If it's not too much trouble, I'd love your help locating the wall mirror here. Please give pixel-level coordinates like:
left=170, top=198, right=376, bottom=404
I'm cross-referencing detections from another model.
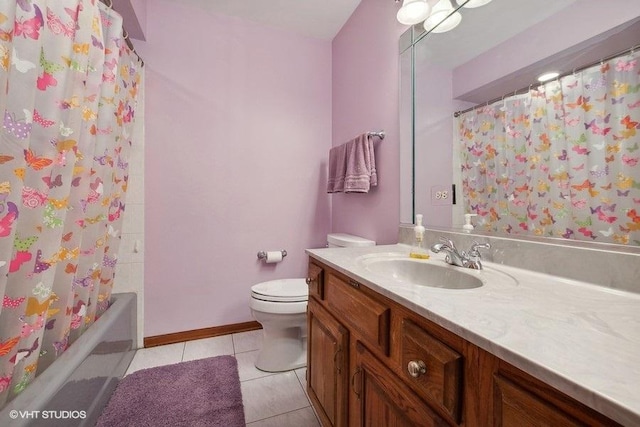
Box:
left=400, top=0, right=640, bottom=248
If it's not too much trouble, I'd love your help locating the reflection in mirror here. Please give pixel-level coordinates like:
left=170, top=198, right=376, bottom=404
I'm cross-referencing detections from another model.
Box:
left=399, top=0, right=640, bottom=248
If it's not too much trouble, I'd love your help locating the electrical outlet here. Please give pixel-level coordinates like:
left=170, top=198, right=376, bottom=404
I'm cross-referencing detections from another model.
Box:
left=431, top=186, right=452, bottom=205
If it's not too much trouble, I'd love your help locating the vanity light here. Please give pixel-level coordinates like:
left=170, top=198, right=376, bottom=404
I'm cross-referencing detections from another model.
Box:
left=424, top=0, right=462, bottom=33
left=456, top=0, right=493, bottom=7
left=537, top=71, right=560, bottom=82
left=397, top=0, right=431, bottom=25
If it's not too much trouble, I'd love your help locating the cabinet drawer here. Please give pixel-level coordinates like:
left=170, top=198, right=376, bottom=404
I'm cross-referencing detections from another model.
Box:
left=307, top=262, right=324, bottom=300
left=325, top=273, right=390, bottom=356
left=401, top=319, right=463, bottom=422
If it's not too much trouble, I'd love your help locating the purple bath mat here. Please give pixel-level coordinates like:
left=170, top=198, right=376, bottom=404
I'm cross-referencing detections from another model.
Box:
left=96, top=355, right=245, bottom=427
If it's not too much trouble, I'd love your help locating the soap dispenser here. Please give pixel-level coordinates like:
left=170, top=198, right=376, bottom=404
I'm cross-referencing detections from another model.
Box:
left=463, top=213, right=477, bottom=232
left=409, top=214, right=430, bottom=259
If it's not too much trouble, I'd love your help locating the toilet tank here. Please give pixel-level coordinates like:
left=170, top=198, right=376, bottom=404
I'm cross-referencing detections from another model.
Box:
left=327, top=233, right=376, bottom=248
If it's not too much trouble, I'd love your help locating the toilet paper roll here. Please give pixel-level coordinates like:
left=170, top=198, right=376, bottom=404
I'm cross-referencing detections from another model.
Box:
left=265, top=251, right=283, bottom=264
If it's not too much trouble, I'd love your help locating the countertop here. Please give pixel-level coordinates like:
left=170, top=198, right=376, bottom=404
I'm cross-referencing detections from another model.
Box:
left=306, top=244, right=640, bottom=427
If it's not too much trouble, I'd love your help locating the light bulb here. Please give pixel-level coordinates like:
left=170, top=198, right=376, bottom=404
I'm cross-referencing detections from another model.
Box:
left=423, top=0, right=462, bottom=33
left=397, top=0, right=431, bottom=25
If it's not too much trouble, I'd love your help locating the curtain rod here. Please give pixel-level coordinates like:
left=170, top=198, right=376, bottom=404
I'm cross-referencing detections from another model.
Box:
left=99, top=0, right=144, bottom=66
left=453, top=43, right=640, bottom=118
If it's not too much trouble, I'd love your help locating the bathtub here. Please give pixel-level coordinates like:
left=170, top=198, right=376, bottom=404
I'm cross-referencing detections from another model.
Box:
left=0, top=292, right=137, bottom=427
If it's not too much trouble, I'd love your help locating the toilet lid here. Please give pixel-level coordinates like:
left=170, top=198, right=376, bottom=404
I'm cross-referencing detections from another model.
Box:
left=251, top=279, right=308, bottom=302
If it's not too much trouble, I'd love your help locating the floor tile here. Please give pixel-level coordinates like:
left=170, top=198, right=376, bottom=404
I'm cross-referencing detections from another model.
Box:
left=233, top=329, right=263, bottom=353
left=246, top=407, right=320, bottom=427
left=182, top=335, right=234, bottom=362
left=125, top=342, right=185, bottom=375
left=241, top=371, right=310, bottom=423
left=235, top=350, right=277, bottom=382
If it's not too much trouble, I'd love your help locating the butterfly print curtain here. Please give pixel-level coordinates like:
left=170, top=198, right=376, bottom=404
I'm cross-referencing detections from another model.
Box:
left=0, top=0, right=141, bottom=406
left=457, top=50, right=640, bottom=246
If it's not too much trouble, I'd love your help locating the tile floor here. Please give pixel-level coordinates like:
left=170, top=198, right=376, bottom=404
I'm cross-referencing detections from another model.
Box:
left=125, top=330, right=320, bottom=426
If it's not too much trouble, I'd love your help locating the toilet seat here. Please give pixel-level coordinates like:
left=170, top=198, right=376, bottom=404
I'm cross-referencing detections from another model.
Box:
left=251, top=279, right=308, bottom=303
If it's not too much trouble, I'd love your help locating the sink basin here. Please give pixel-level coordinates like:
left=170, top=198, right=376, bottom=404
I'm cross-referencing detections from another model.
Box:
left=357, top=254, right=483, bottom=290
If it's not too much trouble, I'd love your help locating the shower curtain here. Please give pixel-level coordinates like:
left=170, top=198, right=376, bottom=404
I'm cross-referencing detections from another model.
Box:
left=457, top=49, right=640, bottom=246
left=0, top=0, right=141, bottom=405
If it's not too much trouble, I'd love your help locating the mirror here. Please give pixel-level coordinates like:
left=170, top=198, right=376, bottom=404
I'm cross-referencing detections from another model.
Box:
left=400, top=0, right=640, bottom=247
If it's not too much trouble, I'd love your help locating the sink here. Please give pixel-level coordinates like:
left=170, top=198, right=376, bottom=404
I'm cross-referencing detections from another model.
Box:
left=357, top=253, right=483, bottom=290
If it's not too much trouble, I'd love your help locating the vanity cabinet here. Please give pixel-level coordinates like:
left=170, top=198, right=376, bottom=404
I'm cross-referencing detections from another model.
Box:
left=307, top=258, right=623, bottom=427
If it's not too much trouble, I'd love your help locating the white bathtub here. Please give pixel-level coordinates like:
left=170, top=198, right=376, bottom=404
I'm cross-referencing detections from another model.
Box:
left=0, top=293, right=137, bottom=427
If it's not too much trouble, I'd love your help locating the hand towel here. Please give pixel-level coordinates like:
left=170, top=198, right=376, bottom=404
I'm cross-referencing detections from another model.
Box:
left=327, top=143, right=347, bottom=193
left=344, top=133, right=377, bottom=193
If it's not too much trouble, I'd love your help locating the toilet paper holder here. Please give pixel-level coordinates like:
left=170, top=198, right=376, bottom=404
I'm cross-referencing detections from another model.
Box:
left=257, top=250, right=287, bottom=260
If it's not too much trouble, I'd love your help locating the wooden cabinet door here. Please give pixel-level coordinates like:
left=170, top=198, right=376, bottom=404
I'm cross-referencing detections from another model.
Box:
left=307, top=298, right=349, bottom=427
left=353, top=342, right=448, bottom=427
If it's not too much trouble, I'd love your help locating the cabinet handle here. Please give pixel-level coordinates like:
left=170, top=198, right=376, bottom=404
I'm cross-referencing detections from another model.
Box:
left=305, top=277, right=313, bottom=285
left=349, top=279, right=360, bottom=289
left=351, top=367, right=362, bottom=400
left=407, top=360, right=427, bottom=378
left=334, top=348, right=342, bottom=375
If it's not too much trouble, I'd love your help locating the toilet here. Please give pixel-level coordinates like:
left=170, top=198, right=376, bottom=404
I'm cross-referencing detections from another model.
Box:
left=250, top=233, right=375, bottom=372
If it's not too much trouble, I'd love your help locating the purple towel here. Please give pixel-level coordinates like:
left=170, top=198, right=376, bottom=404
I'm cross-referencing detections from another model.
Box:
left=327, top=143, right=347, bottom=193
left=327, top=133, right=377, bottom=193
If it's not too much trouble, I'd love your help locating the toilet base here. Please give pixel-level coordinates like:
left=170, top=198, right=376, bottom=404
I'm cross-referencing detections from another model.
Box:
left=254, top=327, right=307, bottom=372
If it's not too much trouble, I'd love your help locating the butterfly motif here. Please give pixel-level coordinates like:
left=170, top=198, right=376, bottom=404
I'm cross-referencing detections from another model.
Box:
left=611, top=96, right=624, bottom=104
left=73, top=43, right=89, bottom=54
left=33, top=249, right=51, bottom=274
left=53, top=335, right=69, bottom=356
left=25, top=293, right=58, bottom=317
left=0, top=202, right=19, bottom=237
left=628, top=100, right=640, bottom=109
left=0, top=155, right=15, bottom=164
left=3, top=295, right=26, bottom=309
left=9, top=250, right=32, bottom=273
left=589, top=165, right=609, bottom=178
left=577, top=227, right=597, bottom=239
left=20, top=314, right=44, bottom=338
left=622, top=154, right=639, bottom=166
left=14, top=235, right=38, bottom=251
left=584, top=119, right=611, bottom=136
left=0, top=376, right=11, bottom=393
left=11, top=47, right=35, bottom=73
left=10, top=338, right=39, bottom=365
left=46, top=7, right=75, bottom=37
left=37, top=71, right=57, bottom=90
left=65, top=263, right=77, bottom=274
left=621, top=115, right=639, bottom=130
left=14, top=4, right=43, bottom=40
left=32, top=282, right=51, bottom=299
left=33, top=109, right=55, bottom=127
left=43, top=204, right=63, bottom=228
left=615, top=58, right=637, bottom=72
left=24, top=148, right=53, bottom=170
left=102, top=254, right=117, bottom=268
left=42, top=174, right=63, bottom=188
left=22, top=186, right=47, bottom=208
left=0, top=336, right=21, bottom=356
left=91, top=35, right=103, bottom=49
left=45, top=318, right=56, bottom=330
left=4, top=110, right=32, bottom=139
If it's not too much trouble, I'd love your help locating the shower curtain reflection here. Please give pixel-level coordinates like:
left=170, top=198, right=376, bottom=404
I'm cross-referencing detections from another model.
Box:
left=457, top=49, right=640, bottom=246
left=0, top=0, right=141, bottom=407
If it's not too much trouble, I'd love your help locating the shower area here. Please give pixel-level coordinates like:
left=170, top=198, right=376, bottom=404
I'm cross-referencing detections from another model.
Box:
left=0, top=0, right=143, bottom=423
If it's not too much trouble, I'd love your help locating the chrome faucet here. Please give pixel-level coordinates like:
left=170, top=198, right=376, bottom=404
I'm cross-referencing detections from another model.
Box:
left=430, top=237, right=491, bottom=270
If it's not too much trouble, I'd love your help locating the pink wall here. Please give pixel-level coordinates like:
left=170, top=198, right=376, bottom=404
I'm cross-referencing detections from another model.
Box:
left=453, top=0, right=640, bottom=99
left=136, top=1, right=332, bottom=337
left=331, top=1, right=407, bottom=245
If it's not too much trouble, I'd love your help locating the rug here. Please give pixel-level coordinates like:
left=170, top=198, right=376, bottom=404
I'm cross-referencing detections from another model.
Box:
left=95, top=355, right=245, bottom=427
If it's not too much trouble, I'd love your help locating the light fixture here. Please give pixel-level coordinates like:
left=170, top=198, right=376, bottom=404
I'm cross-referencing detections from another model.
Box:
left=456, top=0, right=493, bottom=7
left=423, top=0, right=462, bottom=33
left=397, top=0, right=431, bottom=25
left=537, top=71, right=560, bottom=82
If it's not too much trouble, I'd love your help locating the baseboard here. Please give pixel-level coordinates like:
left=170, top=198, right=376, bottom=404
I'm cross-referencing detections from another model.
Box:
left=143, top=321, right=262, bottom=348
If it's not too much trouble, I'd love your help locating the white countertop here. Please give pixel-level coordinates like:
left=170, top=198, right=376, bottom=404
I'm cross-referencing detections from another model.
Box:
left=306, top=244, right=640, bottom=427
